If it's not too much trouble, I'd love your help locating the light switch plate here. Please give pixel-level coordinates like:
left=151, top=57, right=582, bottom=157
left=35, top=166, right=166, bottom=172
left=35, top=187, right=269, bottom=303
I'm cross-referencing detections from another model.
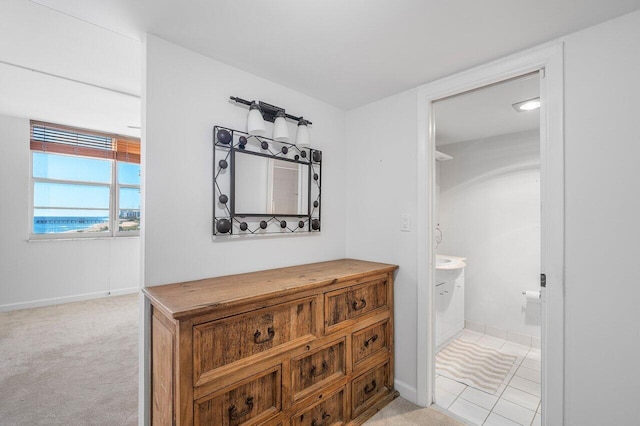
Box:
left=401, top=214, right=410, bottom=232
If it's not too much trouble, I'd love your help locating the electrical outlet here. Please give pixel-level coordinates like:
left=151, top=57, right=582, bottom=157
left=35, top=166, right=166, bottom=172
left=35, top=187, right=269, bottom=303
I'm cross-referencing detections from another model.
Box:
left=401, top=214, right=411, bottom=232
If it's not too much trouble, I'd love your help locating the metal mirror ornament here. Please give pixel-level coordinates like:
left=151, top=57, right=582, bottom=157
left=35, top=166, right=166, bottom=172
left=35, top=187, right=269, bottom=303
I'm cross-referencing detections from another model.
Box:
left=213, top=126, right=321, bottom=236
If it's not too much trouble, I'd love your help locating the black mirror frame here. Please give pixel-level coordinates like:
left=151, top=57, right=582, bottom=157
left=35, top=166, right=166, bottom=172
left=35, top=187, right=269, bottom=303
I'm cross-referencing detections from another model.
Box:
left=213, top=125, right=322, bottom=236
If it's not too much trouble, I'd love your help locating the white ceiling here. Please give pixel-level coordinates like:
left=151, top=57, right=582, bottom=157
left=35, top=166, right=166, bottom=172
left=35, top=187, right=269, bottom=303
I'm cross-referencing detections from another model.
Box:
left=435, top=72, right=540, bottom=146
left=30, top=0, right=640, bottom=110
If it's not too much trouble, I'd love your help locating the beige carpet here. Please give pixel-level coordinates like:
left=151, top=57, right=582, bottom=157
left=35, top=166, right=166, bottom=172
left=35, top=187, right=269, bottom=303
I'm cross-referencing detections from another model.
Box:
left=436, top=338, right=516, bottom=394
left=365, top=397, right=464, bottom=425
left=0, top=293, right=139, bottom=426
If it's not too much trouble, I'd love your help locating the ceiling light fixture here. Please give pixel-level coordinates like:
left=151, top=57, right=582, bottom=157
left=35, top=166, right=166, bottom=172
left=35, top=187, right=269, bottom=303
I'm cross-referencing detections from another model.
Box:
left=512, top=97, right=541, bottom=112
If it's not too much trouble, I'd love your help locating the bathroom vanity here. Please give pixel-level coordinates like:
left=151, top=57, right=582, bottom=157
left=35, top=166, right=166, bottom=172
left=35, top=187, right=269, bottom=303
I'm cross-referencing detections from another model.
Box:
left=435, top=255, right=466, bottom=349
left=144, top=259, right=398, bottom=425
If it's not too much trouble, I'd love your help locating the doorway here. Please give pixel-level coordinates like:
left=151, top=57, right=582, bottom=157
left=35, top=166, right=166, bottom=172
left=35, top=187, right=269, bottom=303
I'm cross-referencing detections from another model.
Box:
left=415, top=43, right=565, bottom=426
left=432, top=73, right=542, bottom=425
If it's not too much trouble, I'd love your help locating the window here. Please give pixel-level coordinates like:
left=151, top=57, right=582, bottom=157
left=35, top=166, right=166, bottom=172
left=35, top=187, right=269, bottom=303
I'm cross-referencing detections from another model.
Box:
left=30, top=121, right=141, bottom=238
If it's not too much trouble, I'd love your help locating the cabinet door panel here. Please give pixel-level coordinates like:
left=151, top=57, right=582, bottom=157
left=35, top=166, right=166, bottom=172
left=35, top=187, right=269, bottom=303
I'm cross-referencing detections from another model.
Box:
left=351, top=361, right=391, bottom=418
left=454, top=271, right=465, bottom=332
left=291, top=339, right=346, bottom=401
left=352, top=320, right=389, bottom=367
left=290, top=387, right=346, bottom=426
left=442, top=280, right=455, bottom=340
left=193, top=298, right=314, bottom=383
left=436, top=283, right=445, bottom=347
left=325, top=278, right=388, bottom=329
left=195, top=366, right=281, bottom=426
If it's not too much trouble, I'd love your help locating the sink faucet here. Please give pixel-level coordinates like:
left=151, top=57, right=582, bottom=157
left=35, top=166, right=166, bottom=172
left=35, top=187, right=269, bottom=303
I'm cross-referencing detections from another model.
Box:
left=435, top=223, right=442, bottom=249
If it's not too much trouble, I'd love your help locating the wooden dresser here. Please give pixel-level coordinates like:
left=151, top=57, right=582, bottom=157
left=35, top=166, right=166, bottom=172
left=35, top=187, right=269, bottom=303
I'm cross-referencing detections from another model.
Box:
left=143, top=259, right=399, bottom=426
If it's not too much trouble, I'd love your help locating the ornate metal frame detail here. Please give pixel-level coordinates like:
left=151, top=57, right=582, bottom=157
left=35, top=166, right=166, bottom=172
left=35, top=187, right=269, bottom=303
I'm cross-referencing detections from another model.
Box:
left=213, top=125, right=322, bottom=236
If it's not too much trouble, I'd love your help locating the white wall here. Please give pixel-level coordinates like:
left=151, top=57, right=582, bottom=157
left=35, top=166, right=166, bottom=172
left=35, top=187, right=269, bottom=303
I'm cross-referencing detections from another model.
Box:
left=346, top=9, right=640, bottom=423
left=0, top=0, right=142, bottom=310
left=438, top=131, right=540, bottom=338
left=143, top=35, right=347, bottom=286
left=346, top=88, right=419, bottom=399
left=562, top=11, right=640, bottom=425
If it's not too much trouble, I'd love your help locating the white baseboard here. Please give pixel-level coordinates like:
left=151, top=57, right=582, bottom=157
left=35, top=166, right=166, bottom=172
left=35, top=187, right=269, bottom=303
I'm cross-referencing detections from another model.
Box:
left=0, top=287, right=139, bottom=312
left=394, top=379, right=417, bottom=404
left=464, top=320, right=539, bottom=346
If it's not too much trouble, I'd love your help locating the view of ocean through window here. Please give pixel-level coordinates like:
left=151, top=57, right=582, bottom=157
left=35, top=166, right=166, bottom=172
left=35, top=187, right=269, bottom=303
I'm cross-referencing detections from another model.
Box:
left=33, top=216, right=110, bottom=234
left=32, top=153, right=140, bottom=235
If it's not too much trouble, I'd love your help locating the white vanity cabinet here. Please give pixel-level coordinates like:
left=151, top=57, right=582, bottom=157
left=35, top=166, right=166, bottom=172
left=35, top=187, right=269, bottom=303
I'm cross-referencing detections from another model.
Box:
left=454, top=269, right=465, bottom=333
left=436, top=268, right=465, bottom=349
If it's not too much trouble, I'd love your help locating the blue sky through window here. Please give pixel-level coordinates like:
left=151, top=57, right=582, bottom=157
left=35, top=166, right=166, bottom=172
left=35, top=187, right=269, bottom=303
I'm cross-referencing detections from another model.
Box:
left=33, top=152, right=111, bottom=182
left=33, top=153, right=140, bottom=218
left=118, top=162, right=141, bottom=185
left=120, top=187, right=140, bottom=210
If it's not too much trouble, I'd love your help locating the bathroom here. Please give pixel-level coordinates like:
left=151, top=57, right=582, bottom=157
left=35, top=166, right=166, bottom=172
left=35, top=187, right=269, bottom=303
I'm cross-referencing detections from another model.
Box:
left=433, top=74, right=543, bottom=426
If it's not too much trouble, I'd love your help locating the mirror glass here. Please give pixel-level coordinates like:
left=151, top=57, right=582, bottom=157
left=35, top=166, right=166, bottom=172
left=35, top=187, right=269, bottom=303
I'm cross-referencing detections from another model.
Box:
left=234, top=152, right=309, bottom=215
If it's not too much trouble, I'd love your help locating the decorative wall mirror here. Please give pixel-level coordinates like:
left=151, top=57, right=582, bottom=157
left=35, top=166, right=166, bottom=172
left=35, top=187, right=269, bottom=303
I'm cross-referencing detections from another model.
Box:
left=213, top=126, right=321, bottom=236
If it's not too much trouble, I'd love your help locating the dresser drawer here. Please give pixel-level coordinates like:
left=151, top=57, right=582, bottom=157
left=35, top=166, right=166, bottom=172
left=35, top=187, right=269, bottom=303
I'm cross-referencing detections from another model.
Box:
left=351, top=361, right=391, bottom=418
left=291, top=387, right=346, bottom=426
left=325, top=278, right=388, bottom=329
left=291, top=339, right=346, bottom=402
left=352, top=319, right=389, bottom=367
left=194, top=365, right=281, bottom=426
left=193, top=298, right=314, bottom=384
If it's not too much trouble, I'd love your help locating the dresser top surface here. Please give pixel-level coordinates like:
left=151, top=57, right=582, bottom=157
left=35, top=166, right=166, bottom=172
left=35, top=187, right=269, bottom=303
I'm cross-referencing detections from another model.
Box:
left=143, top=258, right=398, bottom=320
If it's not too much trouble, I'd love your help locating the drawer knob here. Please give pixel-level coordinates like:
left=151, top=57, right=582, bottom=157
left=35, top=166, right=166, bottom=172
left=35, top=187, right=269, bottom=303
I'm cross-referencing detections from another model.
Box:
left=253, top=327, right=275, bottom=344
left=364, top=379, right=377, bottom=394
left=351, top=297, right=367, bottom=311
left=228, top=396, right=254, bottom=420
left=311, top=412, right=331, bottom=426
left=364, top=334, right=379, bottom=348
left=310, top=360, right=329, bottom=377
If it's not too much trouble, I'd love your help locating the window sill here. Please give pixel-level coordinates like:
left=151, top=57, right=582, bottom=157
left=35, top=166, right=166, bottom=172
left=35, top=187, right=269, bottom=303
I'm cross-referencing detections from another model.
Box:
left=28, top=235, right=140, bottom=242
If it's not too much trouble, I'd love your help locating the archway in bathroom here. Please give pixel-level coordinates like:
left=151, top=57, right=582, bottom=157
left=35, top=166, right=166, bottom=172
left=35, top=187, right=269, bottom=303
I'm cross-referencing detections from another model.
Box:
left=433, top=73, right=542, bottom=426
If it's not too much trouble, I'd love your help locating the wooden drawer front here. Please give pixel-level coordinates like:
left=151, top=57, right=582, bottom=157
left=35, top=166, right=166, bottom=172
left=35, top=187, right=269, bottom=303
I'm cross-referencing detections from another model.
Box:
left=351, top=361, right=390, bottom=418
left=194, top=299, right=314, bottom=382
left=195, top=366, right=281, bottom=426
left=352, top=320, right=389, bottom=367
left=291, top=387, right=345, bottom=426
left=291, top=340, right=346, bottom=401
left=325, top=279, right=387, bottom=328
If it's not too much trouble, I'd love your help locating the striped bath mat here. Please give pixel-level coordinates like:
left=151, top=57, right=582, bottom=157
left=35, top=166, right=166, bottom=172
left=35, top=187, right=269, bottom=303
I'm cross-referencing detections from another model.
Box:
left=436, top=338, right=516, bottom=394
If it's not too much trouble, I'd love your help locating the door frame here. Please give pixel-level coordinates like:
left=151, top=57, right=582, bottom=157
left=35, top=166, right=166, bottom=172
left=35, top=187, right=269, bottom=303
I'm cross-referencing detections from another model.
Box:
left=415, top=41, right=564, bottom=425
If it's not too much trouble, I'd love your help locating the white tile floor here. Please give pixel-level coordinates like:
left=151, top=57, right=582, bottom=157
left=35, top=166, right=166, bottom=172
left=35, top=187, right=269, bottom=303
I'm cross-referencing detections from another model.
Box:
left=435, top=329, right=542, bottom=426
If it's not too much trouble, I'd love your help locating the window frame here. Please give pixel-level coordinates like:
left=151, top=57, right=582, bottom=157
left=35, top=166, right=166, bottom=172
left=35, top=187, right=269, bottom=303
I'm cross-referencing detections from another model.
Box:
left=29, top=122, right=140, bottom=240
left=114, top=161, right=141, bottom=237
